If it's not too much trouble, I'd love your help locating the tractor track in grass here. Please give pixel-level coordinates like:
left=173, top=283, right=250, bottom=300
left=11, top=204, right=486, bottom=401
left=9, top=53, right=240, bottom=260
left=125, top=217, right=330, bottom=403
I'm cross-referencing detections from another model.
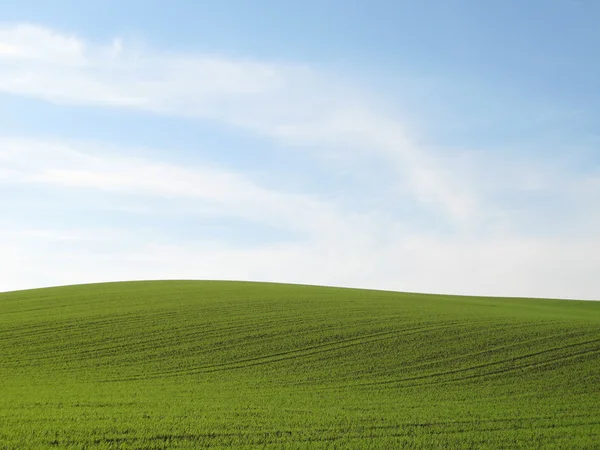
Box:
left=298, top=324, right=587, bottom=387
left=1, top=316, right=308, bottom=360
left=369, top=326, right=594, bottom=375
left=108, top=321, right=495, bottom=381
left=102, top=320, right=551, bottom=382
left=347, top=338, right=600, bottom=389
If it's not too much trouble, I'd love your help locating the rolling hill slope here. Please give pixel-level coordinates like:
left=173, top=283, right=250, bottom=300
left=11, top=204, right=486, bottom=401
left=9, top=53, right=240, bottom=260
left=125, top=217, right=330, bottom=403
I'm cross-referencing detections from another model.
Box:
left=1, top=281, right=599, bottom=448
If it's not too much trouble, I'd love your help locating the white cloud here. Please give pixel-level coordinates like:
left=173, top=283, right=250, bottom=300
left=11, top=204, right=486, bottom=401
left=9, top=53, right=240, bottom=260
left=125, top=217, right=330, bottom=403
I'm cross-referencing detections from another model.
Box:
left=0, top=23, right=476, bottom=226
left=0, top=137, right=363, bottom=239
left=0, top=24, right=84, bottom=63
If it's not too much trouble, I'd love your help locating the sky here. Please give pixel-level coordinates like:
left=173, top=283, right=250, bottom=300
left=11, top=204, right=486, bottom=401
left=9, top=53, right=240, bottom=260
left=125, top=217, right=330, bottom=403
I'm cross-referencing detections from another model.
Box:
left=1, top=0, right=599, bottom=299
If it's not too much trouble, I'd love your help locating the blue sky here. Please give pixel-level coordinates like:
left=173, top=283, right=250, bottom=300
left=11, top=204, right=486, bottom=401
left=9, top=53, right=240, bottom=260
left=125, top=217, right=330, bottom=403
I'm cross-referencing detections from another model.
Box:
left=1, top=0, right=599, bottom=299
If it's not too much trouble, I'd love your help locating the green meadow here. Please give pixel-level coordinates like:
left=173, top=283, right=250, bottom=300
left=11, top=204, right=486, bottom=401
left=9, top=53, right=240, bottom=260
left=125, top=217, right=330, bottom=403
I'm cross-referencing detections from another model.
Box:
left=1, top=281, right=599, bottom=449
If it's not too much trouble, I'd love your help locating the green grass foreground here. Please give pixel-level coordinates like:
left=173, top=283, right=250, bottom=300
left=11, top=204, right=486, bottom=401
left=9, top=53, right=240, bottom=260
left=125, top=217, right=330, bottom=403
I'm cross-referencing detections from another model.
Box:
left=1, top=281, right=599, bottom=449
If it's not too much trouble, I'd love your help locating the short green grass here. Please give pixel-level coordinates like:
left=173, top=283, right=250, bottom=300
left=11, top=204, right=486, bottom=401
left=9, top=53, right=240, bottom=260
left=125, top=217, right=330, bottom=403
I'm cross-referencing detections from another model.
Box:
left=1, top=280, right=599, bottom=449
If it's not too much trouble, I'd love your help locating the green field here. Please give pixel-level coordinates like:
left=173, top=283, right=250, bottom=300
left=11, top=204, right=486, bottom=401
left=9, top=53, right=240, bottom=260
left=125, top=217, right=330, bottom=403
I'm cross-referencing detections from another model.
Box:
left=1, top=281, right=599, bottom=449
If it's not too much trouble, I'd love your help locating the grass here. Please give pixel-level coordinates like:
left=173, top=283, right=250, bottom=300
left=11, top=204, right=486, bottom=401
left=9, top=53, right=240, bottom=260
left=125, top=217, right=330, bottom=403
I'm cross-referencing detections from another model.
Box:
left=1, top=280, right=599, bottom=449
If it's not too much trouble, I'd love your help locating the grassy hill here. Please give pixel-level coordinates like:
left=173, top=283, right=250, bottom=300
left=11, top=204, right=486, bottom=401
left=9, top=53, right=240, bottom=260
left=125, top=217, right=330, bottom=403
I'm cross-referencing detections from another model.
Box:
left=1, top=281, right=599, bottom=449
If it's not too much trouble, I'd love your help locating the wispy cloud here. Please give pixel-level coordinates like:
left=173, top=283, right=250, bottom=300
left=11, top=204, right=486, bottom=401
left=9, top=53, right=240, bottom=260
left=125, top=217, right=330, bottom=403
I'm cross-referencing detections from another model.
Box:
left=0, top=24, right=477, bottom=226
left=0, top=137, right=363, bottom=239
